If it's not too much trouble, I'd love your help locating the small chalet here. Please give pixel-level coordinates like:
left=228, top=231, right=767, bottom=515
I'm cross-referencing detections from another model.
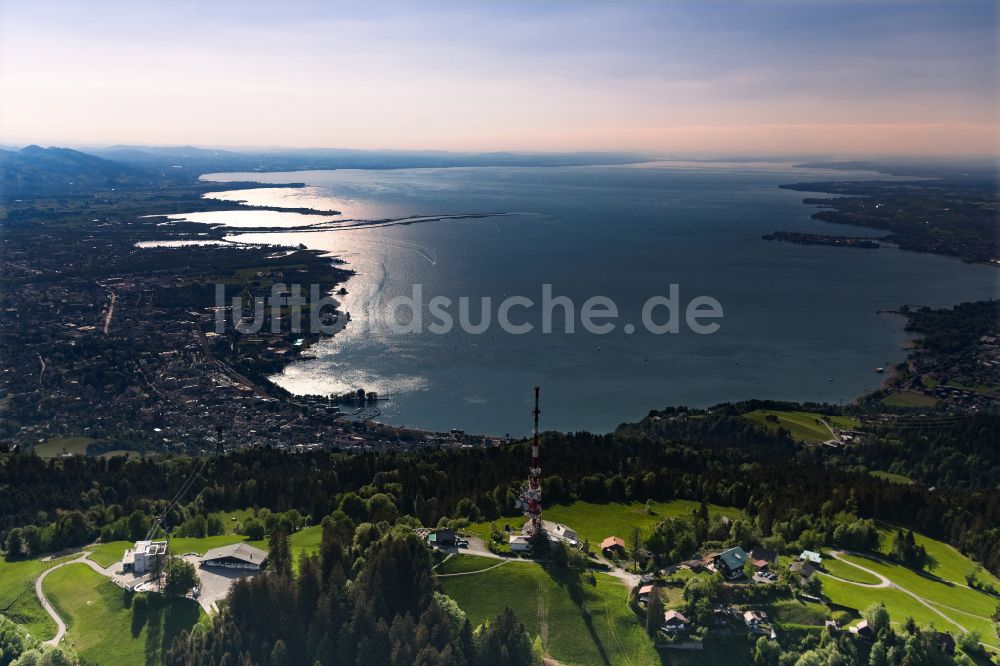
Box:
left=662, top=610, right=689, bottom=634
left=509, top=535, right=532, bottom=553
left=600, top=536, right=626, bottom=556
left=743, top=610, right=767, bottom=633
left=751, top=558, right=770, bottom=573
left=637, top=584, right=655, bottom=604
left=799, top=550, right=823, bottom=565
left=850, top=620, right=875, bottom=641
left=713, top=546, right=749, bottom=579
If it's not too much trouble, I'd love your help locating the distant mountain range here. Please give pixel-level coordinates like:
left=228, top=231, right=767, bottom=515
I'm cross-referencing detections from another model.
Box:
left=0, top=144, right=648, bottom=198
left=0, top=145, right=161, bottom=197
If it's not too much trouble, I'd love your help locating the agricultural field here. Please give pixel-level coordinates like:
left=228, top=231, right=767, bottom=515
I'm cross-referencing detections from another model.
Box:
left=44, top=563, right=203, bottom=665
left=32, top=436, right=95, bottom=458
left=742, top=410, right=859, bottom=443
left=440, top=560, right=661, bottom=666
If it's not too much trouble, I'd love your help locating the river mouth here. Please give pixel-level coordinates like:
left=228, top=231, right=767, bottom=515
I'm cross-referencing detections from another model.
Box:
left=146, top=162, right=999, bottom=435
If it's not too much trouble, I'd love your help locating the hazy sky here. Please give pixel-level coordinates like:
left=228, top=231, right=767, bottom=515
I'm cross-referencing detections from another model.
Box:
left=1, top=0, right=997, bottom=155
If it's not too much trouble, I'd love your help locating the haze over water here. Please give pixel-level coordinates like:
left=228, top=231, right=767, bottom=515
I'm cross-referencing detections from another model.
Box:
left=189, top=162, right=998, bottom=435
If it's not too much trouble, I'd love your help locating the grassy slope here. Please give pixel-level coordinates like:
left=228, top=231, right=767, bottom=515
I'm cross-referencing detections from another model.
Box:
left=0, top=556, right=75, bottom=641
left=33, top=436, right=95, bottom=458
left=836, top=552, right=999, bottom=621
left=819, top=556, right=881, bottom=585
left=876, top=528, right=1000, bottom=590
left=44, top=563, right=203, bottom=665
left=881, top=391, right=937, bottom=408
left=436, top=554, right=502, bottom=575
left=468, top=499, right=742, bottom=548
left=440, top=561, right=660, bottom=666
left=742, top=410, right=858, bottom=443
left=869, top=471, right=914, bottom=485
left=821, top=576, right=965, bottom=635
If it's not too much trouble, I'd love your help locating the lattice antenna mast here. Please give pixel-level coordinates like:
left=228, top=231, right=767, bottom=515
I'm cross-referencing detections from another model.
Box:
left=525, top=386, right=543, bottom=536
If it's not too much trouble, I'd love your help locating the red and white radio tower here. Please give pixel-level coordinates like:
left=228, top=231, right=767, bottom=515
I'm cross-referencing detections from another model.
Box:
left=519, top=386, right=544, bottom=537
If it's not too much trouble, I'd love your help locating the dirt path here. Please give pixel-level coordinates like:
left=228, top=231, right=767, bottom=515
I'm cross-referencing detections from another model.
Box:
left=433, top=560, right=511, bottom=577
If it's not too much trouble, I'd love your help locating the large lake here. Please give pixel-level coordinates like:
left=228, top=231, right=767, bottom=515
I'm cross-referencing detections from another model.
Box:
left=179, top=162, right=997, bottom=434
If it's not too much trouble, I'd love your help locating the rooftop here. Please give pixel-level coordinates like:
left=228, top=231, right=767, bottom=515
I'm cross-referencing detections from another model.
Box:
left=201, top=542, right=269, bottom=565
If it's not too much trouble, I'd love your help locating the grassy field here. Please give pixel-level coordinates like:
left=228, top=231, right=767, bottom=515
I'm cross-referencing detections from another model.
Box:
left=881, top=391, right=937, bottom=408
left=944, top=380, right=998, bottom=395
left=0, top=555, right=76, bottom=641
left=436, top=554, right=504, bottom=575
left=467, top=499, right=742, bottom=549
left=836, top=552, right=999, bottom=621
left=33, top=436, right=95, bottom=458
left=742, top=410, right=859, bottom=443
left=820, top=548, right=1000, bottom=648
left=440, top=561, right=661, bottom=666
left=207, top=508, right=256, bottom=534
left=820, top=575, right=965, bottom=636
left=819, top=555, right=882, bottom=585
left=44, top=563, right=203, bottom=665
left=869, top=471, right=914, bottom=485
left=769, top=600, right=829, bottom=627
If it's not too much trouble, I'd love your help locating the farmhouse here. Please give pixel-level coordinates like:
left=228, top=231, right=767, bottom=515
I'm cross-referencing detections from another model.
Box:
left=122, top=540, right=167, bottom=575
left=713, top=546, right=749, bottom=579
left=200, top=543, right=269, bottom=570
left=661, top=610, right=689, bottom=634
left=600, top=536, right=626, bottom=556
left=637, top=584, right=655, bottom=604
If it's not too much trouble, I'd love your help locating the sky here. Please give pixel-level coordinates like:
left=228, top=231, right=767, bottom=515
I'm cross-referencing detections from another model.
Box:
left=0, top=0, right=997, bottom=156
